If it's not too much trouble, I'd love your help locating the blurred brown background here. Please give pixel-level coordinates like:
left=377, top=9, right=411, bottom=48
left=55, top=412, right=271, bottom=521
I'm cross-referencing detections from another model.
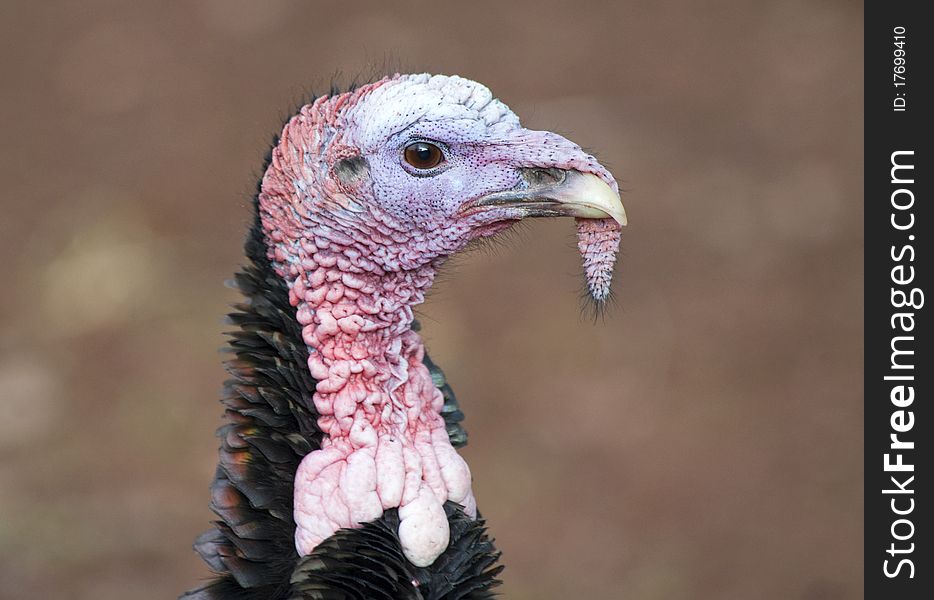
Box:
left=0, top=1, right=863, bottom=598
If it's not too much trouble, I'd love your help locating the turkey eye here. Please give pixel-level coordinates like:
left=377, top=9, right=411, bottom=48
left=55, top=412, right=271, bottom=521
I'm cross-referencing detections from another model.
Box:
left=403, top=141, right=444, bottom=170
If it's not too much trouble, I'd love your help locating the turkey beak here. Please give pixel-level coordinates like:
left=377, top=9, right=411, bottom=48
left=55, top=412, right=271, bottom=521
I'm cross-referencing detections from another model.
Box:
left=472, top=169, right=628, bottom=227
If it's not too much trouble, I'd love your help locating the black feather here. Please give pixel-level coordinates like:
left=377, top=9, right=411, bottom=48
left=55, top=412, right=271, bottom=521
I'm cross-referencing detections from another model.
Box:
left=289, top=504, right=502, bottom=600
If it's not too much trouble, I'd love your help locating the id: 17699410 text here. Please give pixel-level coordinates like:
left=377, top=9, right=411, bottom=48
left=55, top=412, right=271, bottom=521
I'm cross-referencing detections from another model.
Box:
left=892, top=26, right=907, bottom=111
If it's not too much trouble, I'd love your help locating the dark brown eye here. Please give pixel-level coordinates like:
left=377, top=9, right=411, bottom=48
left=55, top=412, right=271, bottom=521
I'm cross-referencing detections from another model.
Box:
left=403, top=141, right=444, bottom=170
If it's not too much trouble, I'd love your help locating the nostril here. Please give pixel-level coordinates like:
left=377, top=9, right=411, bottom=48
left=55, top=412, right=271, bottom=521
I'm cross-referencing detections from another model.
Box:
left=519, top=167, right=566, bottom=187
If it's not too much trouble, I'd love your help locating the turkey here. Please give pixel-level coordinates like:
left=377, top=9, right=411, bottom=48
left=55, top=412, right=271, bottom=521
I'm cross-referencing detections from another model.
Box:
left=184, top=73, right=626, bottom=599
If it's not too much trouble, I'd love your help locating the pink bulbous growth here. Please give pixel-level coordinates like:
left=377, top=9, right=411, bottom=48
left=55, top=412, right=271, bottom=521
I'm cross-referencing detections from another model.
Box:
left=267, top=207, right=478, bottom=568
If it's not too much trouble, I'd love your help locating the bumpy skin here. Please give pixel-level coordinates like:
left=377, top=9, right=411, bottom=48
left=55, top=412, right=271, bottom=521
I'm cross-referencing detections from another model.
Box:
left=182, top=215, right=498, bottom=599
left=260, top=93, right=478, bottom=566
left=186, top=73, right=621, bottom=597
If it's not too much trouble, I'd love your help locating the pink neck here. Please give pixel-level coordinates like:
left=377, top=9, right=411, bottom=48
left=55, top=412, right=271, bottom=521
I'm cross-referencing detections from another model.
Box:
left=291, top=261, right=437, bottom=441
left=267, top=225, right=476, bottom=567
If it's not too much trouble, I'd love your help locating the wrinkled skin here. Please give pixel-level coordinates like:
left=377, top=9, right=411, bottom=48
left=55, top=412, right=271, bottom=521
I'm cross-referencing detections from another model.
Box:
left=258, top=73, right=623, bottom=567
